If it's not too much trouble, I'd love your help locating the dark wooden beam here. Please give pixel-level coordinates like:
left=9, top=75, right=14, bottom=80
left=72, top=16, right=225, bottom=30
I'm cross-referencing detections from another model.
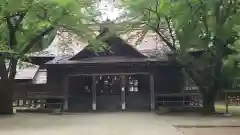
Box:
left=63, top=76, right=69, bottom=110
left=150, top=74, right=155, bottom=110
left=121, top=75, right=126, bottom=110
left=92, top=76, right=96, bottom=111
left=69, top=72, right=150, bottom=77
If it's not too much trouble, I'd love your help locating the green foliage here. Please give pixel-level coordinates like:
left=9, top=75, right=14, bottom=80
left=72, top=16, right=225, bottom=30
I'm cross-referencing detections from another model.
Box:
left=0, top=0, right=98, bottom=81
left=121, top=0, right=240, bottom=77
left=121, top=0, right=240, bottom=112
left=0, top=0, right=97, bottom=58
left=87, top=39, right=110, bottom=53
left=0, top=44, right=8, bottom=52
left=0, top=0, right=100, bottom=114
left=41, top=28, right=57, bottom=49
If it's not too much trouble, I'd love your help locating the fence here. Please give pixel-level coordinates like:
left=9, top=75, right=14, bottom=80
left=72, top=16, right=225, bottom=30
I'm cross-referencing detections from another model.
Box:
left=13, top=83, right=65, bottom=111
left=224, top=90, right=240, bottom=113
left=156, top=92, right=202, bottom=109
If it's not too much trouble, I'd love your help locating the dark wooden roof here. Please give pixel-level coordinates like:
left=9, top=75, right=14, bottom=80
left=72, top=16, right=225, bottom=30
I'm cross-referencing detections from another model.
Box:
left=23, top=56, right=55, bottom=66
left=46, top=56, right=165, bottom=65
left=45, top=29, right=172, bottom=67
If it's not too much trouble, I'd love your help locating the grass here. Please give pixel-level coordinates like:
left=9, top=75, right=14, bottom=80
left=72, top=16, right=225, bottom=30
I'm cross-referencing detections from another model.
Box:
left=215, top=104, right=240, bottom=116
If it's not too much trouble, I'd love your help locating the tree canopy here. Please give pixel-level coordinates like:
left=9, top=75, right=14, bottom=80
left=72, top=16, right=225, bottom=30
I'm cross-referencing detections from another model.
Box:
left=0, top=0, right=98, bottom=114
left=120, top=0, right=240, bottom=113
left=0, top=0, right=97, bottom=57
left=0, top=0, right=98, bottom=76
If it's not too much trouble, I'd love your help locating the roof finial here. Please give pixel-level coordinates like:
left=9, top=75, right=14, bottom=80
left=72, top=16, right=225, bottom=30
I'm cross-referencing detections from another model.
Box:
left=99, top=18, right=112, bottom=33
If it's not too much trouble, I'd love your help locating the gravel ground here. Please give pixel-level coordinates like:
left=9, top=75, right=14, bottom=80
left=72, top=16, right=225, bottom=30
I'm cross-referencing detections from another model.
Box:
left=157, top=113, right=240, bottom=126
left=1, top=112, right=240, bottom=135
left=158, top=113, right=240, bottom=135
left=178, top=128, right=240, bottom=135
left=0, top=112, right=182, bottom=135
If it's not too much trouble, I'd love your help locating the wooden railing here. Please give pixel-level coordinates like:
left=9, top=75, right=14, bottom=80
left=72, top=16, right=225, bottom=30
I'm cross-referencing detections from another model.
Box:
left=13, top=83, right=66, bottom=112
left=156, top=92, right=202, bottom=108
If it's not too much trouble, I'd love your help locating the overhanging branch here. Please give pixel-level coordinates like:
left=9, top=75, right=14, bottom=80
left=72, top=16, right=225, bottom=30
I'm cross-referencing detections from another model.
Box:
left=19, top=9, right=68, bottom=56
left=154, top=26, right=176, bottom=51
left=20, top=26, right=55, bottom=55
left=165, top=16, right=176, bottom=47
left=143, top=5, right=176, bottom=51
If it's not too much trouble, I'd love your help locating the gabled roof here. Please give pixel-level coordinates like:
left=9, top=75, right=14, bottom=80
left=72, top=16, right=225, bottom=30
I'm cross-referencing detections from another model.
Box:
left=27, top=27, right=170, bottom=59
left=70, top=34, right=146, bottom=60
left=28, top=26, right=172, bottom=66
left=44, top=29, right=171, bottom=65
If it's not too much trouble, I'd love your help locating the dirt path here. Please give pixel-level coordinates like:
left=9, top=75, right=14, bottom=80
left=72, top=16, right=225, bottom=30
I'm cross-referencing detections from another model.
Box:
left=156, top=114, right=240, bottom=135
left=1, top=112, right=240, bottom=135
left=0, top=112, right=182, bottom=135
left=179, top=128, right=240, bottom=135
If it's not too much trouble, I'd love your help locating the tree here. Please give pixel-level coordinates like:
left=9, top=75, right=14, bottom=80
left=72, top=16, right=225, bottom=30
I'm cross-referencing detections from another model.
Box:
left=120, top=0, right=240, bottom=114
left=0, top=0, right=97, bottom=114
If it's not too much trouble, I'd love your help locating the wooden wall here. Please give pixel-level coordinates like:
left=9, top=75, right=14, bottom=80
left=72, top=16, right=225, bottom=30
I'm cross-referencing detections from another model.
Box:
left=154, top=64, right=184, bottom=94
left=13, top=83, right=65, bottom=98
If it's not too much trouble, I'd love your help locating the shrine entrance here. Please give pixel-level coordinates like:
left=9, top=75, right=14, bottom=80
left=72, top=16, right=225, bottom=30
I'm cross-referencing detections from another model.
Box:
left=67, top=73, right=155, bottom=112
left=125, top=74, right=151, bottom=111
left=95, top=75, right=122, bottom=111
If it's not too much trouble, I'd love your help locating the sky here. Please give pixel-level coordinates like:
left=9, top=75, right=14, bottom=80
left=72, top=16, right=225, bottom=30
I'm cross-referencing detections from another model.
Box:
left=96, top=0, right=123, bottom=22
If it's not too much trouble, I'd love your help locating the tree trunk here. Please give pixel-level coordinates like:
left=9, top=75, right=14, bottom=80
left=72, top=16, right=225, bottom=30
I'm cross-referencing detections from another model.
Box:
left=0, top=58, right=15, bottom=115
left=0, top=79, right=13, bottom=114
left=202, top=91, right=216, bottom=114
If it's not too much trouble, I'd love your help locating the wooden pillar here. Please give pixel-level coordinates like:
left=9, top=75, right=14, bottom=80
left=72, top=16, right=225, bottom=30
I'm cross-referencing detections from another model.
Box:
left=92, top=76, right=97, bottom=111
left=121, top=75, right=126, bottom=110
left=225, top=91, right=228, bottom=113
left=150, top=74, right=155, bottom=111
left=63, top=76, right=69, bottom=110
